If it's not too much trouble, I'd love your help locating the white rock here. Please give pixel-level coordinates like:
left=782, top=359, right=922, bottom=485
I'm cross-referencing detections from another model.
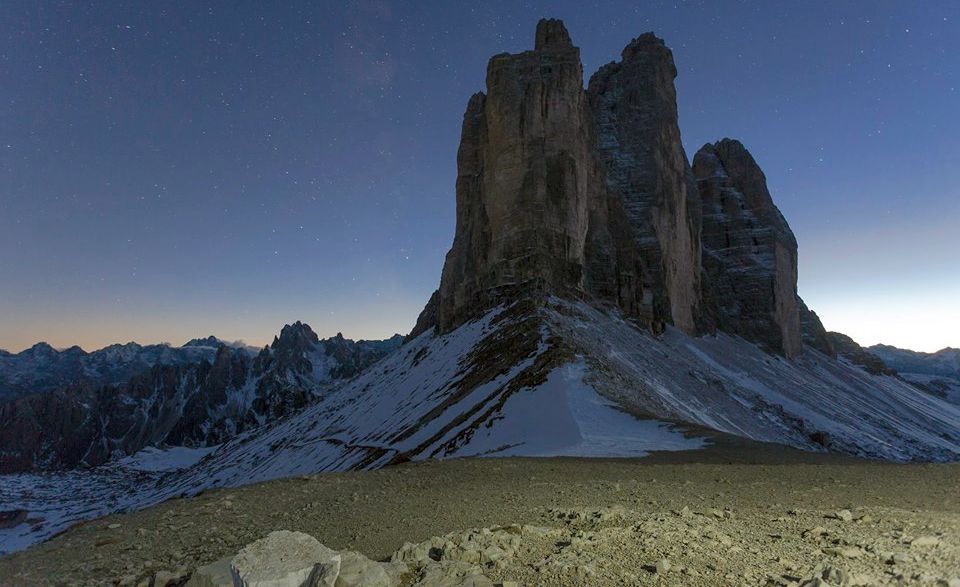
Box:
left=909, top=535, right=941, bottom=547
left=230, top=530, right=341, bottom=587
left=335, top=551, right=395, bottom=587
left=830, top=509, right=853, bottom=522
left=413, top=561, right=488, bottom=587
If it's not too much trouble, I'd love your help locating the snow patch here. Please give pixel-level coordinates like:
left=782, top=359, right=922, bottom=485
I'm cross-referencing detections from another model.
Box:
left=116, top=445, right=219, bottom=472
left=454, top=360, right=705, bottom=458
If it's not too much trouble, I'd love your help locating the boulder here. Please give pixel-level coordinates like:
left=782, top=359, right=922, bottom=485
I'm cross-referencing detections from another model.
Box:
left=185, top=555, right=234, bottom=587
left=335, top=550, right=401, bottom=587
left=230, top=531, right=341, bottom=587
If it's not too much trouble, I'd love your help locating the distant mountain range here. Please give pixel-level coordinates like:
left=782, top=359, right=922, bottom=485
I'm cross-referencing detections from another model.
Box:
left=868, top=345, right=960, bottom=404
left=0, top=339, right=229, bottom=401
left=0, top=325, right=402, bottom=473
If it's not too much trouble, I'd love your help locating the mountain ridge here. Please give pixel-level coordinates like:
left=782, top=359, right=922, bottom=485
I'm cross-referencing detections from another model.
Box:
left=0, top=325, right=403, bottom=473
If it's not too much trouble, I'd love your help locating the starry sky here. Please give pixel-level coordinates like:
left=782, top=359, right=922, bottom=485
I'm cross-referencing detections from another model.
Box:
left=1, top=1, right=957, bottom=353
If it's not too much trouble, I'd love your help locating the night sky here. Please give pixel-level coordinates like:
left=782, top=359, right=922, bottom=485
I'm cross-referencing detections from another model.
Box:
left=1, top=1, right=957, bottom=353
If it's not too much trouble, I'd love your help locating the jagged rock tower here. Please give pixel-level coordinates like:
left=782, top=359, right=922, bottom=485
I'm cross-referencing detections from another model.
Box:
left=414, top=20, right=683, bottom=337
left=587, top=33, right=703, bottom=334
left=693, top=139, right=802, bottom=357
left=413, top=19, right=831, bottom=359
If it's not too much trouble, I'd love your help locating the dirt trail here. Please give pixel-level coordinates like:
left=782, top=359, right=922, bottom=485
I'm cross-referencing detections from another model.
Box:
left=1, top=443, right=958, bottom=586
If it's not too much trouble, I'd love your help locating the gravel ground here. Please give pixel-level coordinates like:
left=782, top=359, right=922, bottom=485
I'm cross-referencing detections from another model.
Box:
left=0, top=439, right=958, bottom=586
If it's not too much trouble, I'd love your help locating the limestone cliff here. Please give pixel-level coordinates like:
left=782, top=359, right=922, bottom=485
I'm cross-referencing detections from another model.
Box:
left=587, top=33, right=702, bottom=334
left=429, top=19, right=653, bottom=333
left=693, top=139, right=802, bottom=357
left=415, top=19, right=833, bottom=362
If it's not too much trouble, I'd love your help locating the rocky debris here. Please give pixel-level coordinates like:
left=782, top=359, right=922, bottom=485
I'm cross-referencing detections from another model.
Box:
left=336, top=551, right=406, bottom=587
left=412, top=561, right=493, bottom=586
left=548, top=505, right=632, bottom=526
left=827, top=332, right=897, bottom=376
left=184, top=555, right=233, bottom=587
left=392, top=526, right=522, bottom=568
left=229, top=531, right=342, bottom=587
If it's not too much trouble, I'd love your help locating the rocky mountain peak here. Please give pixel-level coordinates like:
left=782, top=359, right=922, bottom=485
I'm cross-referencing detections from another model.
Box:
left=587, top=28, right=702, bottom=334
left=183, top=335, right=220, bottom=348
left=26, top=342, right=57, bottom=356
left=619, top=32, right=677, bottom=75
left=411, top=20, right=852, bottom=364
left=534, top=18, right=572, bottom=50
left=426, top=17, right=596, bottom=334
left=272, top=321, right=320, bottom=352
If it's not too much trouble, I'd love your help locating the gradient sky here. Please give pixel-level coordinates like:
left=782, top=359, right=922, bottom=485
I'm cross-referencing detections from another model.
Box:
left=1, top=1, right=957, bottom=353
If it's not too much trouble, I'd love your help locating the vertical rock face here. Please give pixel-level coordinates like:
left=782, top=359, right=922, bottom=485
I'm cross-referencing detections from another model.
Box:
left=587, top=33, right=702, bottom=334
left=433, top=19, right=631, bottom=332
left=693, top=139, right=802, bottom=358
left=417, top=19, right=830, bottom=363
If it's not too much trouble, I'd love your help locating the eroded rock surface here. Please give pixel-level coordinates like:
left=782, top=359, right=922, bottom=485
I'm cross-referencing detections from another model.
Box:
left=416, top=19, right=830, bottom=361
left=229, top=530, right=341, bottom=587
left=432, top=19, right=609, bottom=333
left=693, top=139, right=802, bottom=357
left=587, top=32, right=703, bottom=334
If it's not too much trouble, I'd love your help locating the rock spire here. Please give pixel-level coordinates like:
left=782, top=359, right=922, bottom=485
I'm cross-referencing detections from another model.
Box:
left=414, top=19, right=821, bottom=360
left=428, top=19, right=647, bottom=333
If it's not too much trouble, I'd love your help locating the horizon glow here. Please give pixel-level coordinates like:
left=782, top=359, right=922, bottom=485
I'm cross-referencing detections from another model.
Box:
left=1, top=2, right=957, bottom=354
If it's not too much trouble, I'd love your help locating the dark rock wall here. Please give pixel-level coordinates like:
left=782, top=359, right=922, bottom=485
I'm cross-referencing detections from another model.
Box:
left=587, top=33, right=703, bottom=334
left=693, top=139, right=802, bottom=358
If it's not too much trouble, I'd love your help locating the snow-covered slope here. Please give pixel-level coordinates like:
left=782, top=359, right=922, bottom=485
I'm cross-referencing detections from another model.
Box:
left=2, top=299, right=958, bottom=554
left=0, top=325, right=403, bottom=473
left=868, top=345, right=960, bottom=405
left=549, top=301, right=960, bottom=462
left=159, top=299, right=956, bottom=499
left=157, top=305, right=704, bottom=497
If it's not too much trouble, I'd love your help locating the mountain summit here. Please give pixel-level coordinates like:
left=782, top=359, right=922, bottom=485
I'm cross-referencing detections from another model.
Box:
left=415, top=20, right=825, bottom=359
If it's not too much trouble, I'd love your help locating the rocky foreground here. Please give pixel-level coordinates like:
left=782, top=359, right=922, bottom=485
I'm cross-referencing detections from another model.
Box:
left=1, top=444, right=958, bottom=586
